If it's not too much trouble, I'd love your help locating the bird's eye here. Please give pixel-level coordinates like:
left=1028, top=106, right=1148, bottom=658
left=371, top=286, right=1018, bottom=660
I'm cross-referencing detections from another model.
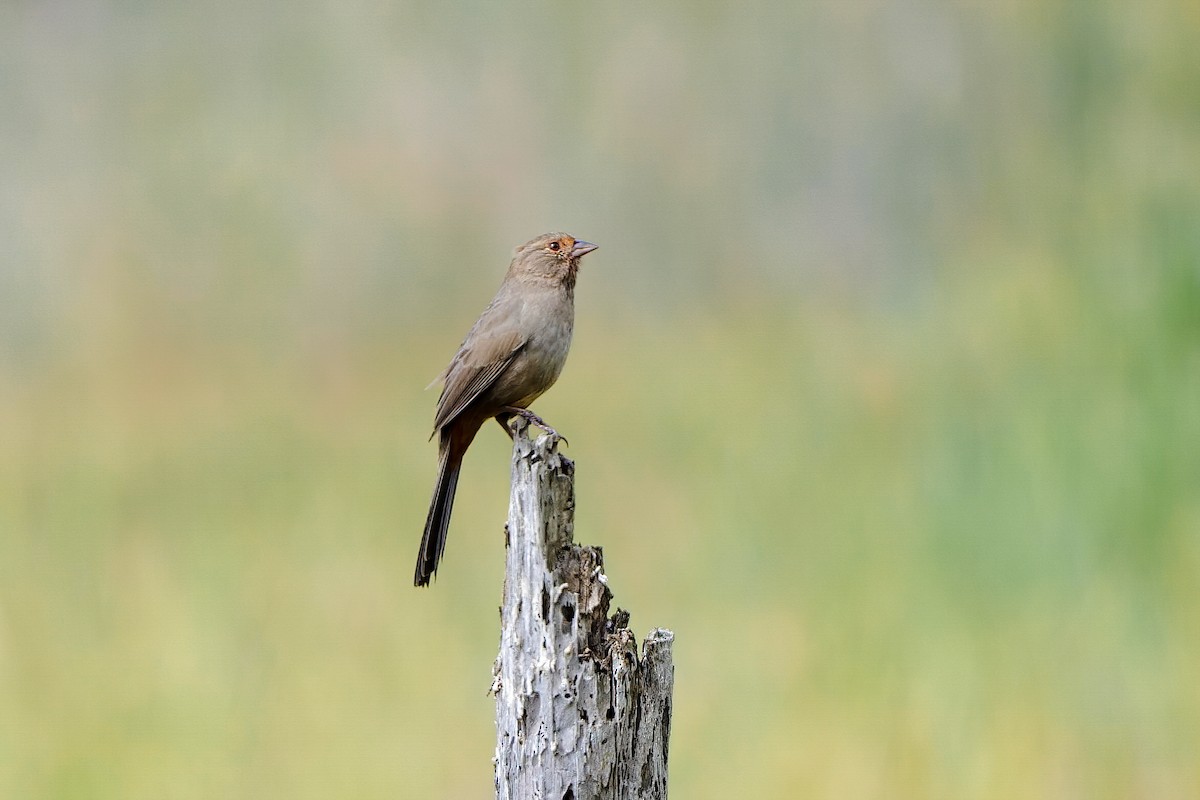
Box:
left=549, top=241, right=561, bottom=251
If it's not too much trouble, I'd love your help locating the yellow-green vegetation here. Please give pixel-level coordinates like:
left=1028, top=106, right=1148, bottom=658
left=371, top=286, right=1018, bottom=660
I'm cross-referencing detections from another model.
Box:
left=2, top=1, right=1198, bottom=798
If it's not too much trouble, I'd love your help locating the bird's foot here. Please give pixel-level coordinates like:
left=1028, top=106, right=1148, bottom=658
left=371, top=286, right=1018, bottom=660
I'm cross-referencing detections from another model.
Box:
left=502, top=407, right=569, bottom=446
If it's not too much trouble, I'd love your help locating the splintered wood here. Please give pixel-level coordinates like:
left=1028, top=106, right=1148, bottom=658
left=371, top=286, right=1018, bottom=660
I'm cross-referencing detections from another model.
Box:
left=493, top=421, right=674, bottom=800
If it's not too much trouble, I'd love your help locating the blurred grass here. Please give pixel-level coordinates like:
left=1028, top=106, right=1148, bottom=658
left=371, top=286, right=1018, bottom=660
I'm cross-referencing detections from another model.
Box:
left=2, top=1, right=1199, bottom=798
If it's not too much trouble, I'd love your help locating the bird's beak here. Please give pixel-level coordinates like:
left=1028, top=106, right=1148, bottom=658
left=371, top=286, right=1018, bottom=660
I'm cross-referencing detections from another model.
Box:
left=571, top=240, right=598, bottom=258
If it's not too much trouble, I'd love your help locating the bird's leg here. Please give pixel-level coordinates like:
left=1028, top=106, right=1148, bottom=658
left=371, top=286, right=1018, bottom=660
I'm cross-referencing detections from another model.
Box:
left=501, top=407, right=568, bottom=446
left=494, top=412, right=516, bottom=440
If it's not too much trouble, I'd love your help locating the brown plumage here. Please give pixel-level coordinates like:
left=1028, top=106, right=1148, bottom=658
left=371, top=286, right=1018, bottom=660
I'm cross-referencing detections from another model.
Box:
left=415, top=232, right=598, bottom=586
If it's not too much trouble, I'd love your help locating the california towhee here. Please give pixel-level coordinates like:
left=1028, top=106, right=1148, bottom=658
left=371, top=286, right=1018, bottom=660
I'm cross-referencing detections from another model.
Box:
left=415, top=232, right=598, bottom=586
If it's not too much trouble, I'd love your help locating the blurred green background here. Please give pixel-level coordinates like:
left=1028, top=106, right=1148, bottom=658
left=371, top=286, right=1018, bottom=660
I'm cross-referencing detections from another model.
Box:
left=2, top=1, right=1199, bottom=797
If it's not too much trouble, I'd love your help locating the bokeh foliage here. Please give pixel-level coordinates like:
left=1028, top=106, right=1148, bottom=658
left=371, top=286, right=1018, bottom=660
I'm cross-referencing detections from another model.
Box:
left=1, top=1, right=1198, bottom=797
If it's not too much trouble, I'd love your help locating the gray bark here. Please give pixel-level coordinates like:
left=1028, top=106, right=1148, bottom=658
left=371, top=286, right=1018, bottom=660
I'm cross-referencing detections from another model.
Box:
left=493, top=420, right=674, bottom=800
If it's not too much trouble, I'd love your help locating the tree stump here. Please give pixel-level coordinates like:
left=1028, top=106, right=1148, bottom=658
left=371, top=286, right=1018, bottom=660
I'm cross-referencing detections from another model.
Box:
left=493, top=420, right=674, bottom=800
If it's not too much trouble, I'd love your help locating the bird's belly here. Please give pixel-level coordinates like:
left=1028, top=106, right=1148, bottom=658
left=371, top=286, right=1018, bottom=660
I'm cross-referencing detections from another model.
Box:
left=492, top=317, right=573, bottom=408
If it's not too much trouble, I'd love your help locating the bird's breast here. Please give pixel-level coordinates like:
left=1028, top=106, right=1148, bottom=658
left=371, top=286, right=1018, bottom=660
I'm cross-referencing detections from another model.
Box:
left=491, top=291, right=574, bottom=408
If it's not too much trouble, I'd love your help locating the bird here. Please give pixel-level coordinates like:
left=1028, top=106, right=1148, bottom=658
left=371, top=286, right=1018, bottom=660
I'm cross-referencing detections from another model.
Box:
left=415, top=232, right=598, bottom=586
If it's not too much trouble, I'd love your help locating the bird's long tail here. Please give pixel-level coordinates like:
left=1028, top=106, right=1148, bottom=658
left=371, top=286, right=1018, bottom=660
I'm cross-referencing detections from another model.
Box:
left=414, top=437, right=463, bottom=587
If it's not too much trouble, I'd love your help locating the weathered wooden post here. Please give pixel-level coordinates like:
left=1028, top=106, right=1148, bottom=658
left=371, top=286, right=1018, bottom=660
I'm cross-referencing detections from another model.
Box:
left=492, top=420, right=674, bottom=799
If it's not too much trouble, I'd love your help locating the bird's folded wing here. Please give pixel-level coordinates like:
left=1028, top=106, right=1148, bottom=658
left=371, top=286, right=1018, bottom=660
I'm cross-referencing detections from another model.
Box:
left=432, top=330, right=525, bottom=432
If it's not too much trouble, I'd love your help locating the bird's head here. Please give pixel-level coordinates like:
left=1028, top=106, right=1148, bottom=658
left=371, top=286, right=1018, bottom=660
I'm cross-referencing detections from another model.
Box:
left=511, top=232, right=598, bottom=286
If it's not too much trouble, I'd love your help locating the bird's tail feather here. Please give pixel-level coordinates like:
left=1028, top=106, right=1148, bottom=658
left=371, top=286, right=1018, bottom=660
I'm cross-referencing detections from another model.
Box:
left=414, top=446, right=461, bottom=587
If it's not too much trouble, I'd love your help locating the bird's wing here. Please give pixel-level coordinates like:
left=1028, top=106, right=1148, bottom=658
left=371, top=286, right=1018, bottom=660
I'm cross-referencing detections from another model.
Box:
left=431, top=327, right=526, bottom=432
